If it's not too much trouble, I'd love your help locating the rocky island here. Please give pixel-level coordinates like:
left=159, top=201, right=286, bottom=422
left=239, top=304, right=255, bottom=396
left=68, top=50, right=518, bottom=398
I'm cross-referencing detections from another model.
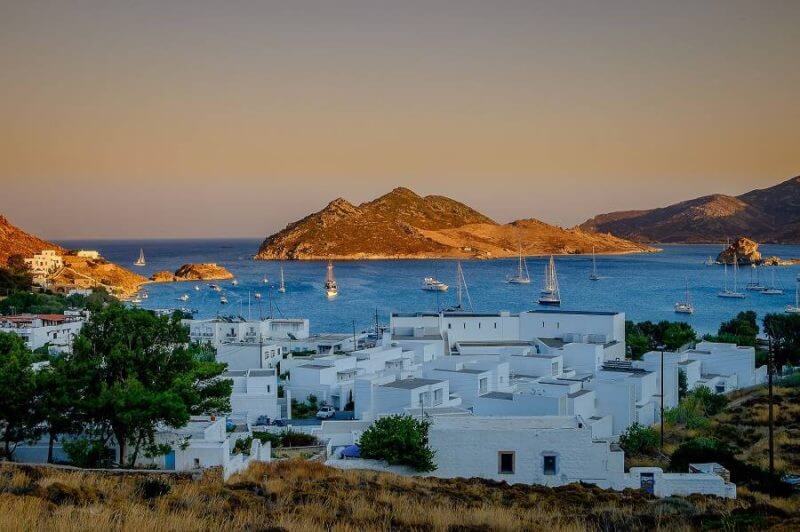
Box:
left=151, top=263, right=234, bottom=282
left=255, top=188, right=656, bottom=260
left=716, top=237, right=800, bottom=266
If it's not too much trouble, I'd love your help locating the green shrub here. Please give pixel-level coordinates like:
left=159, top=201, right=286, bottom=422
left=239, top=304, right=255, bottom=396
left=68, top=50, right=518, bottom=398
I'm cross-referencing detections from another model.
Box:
left=279, top=430, right=318, bottom=447
left=62, top=438, right=113, bottom=468
left=291, top=395, right=319, bottom=419
left=359, top=415, right=436, bottom=472
left=233, top=436, right=253, bottom=455
left=618, top=423, right=659, bottom=455
left=136, top=477, right=171, bottom=499
left=665, top=386, right=728, bottom=429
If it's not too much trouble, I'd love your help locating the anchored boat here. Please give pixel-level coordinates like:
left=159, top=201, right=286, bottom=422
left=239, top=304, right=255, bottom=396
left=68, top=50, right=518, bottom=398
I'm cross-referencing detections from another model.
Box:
left=507, top=243, right=531, bottom=284
left=134, top=248, right=146, bottom=267
left=538, top=256, right=561, bottom=306
left=325, top=261, right=338, bottom=298
left=718, top=254, right=745, bottom=299
left=674, top=277, right=694, bottom=314
left=422, top=277, right=449, bottom=291
left=589, top=247, right=600, bottom=281
left=278, top=266, right=286, bottom=293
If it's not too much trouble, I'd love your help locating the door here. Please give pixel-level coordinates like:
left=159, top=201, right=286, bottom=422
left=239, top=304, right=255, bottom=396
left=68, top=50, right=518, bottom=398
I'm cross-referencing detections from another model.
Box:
left=164, top=451, right=176, bottom=470
left=640, top=472, right=655, bottom=494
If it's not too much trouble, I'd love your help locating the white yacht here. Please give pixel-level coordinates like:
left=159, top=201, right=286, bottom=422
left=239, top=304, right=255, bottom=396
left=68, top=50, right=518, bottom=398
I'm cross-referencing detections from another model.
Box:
left=761, top=268, right=784, bottom=295
left=209, top=283, right=221, bottom=292
left=325, top=261, right=338, bottom=298
left=194, top=285, right=201, bottom=291
left=674, top=278, right=694, bottom=314
left=232, top=279, right=239, bottom=287
left=220, top=295, right=228, bottom=305
left=445, top=262, right=473, bottom=311
left=507, top=244, right=531, bottom=284
left=278, top=266, right=286, bottom=293
left=422, top=277, right=449, bottom=291
left=134, top=248, right=146, bottom=267
left=589, top=247, right=600, bottom=281
left=746, top=264, right=766, bottom=292
left=787, top=277, right=800, bottom=314
left=718, top=254, right=745, bottom=299
left=704, top=256, right=715, bottom=266
left=254, top=292, right=262, bottom=300
left=538, top=256, right=561, bottom=306
left=178, top=293, right=189, bottom=302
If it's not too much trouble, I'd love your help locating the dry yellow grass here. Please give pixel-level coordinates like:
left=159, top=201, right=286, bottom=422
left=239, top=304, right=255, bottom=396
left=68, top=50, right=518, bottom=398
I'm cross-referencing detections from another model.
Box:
left=0, top=459, right=797, bottom=531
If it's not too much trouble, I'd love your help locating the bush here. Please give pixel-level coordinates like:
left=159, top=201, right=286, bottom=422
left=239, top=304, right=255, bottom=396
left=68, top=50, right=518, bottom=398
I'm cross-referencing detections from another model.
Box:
left=665, top=386, right=728, bottom=429
left=233, top=436, right=253, bottom=455
left=359, top=415, right=436, bottom=472
left=136, top=477, right=171, bottom=499
left=252, top=430, right=318, bottom=448
left=291, top=395, right=319, bottom=419
left=618, top=423, right=659, bottom=455
left=62, top=438, right=113, bottom=468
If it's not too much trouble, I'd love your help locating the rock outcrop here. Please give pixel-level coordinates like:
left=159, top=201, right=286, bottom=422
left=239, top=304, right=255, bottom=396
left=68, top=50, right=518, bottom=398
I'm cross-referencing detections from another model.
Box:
left=51, top=255, right=147, bottom=298
left=255, top=188, right=655, bottom=260
left=170, top=263, right=234, bottom=281
left=580, top=175, right=800, bottom=243
left=716, top=237, right=762, bottom=265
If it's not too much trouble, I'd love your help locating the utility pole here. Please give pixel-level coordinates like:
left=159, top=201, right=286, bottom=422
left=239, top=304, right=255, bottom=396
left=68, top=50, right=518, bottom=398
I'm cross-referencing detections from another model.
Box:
left=660, top=347, right=665, bottom=450
left=352, top=319, right=357, bottom=352
left=768, top=338, right=775, bottom=482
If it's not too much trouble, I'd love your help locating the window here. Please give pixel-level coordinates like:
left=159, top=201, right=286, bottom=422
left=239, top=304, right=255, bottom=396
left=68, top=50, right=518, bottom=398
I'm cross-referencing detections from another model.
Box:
left=551, top=361, right=559, bottom=376
left=494, top=322, right=497, bottom=329
left=418, top=391, right=429, bottom=406
left=543, top=455, right=557, bottom=475
left=267, top=385, right=271, bottom=393
left=479, top=378, right=488, bottom=394
left=715, top=384, right=725, bottom=394
left=433, top=388, right=443, bottom=405
left=448, top=323, right=452, bottom=329
left=478, top=322, right=481, bottom=329
left=463, top=323, right=466, bottom=329
left=193, top=458, right=201, bottom=468
left=498, top=452, right=515, bottom=474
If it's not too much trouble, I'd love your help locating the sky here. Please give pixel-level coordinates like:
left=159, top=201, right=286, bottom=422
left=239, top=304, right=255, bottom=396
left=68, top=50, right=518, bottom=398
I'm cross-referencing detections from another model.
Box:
left=1, top=0, right=798, bottom=239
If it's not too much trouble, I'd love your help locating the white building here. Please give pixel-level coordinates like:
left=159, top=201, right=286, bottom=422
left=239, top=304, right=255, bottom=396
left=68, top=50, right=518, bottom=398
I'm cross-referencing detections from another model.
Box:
left=185, top=317, right=309, bottom=349
left=224, top=369, right=280, bottom=424
left=422, top=357, right=512, bottom=408
left=0, top=313, right=85, bottom=353
left=23, top=249, right=64, bottom=286
left=217, top=342, right=285, bottom=370
left=76, top=250, right=100, bottom=259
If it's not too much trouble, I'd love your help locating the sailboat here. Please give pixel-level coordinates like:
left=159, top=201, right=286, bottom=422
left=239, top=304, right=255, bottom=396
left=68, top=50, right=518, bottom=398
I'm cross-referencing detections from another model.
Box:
left=134, top=248, right=146, bottom=267
left=446, top=262, right=473, bottom=311
left=278, top=266, right=286, bottom=293
left=262, top=275, right=269, bottom=284
left=538, top=256, right=561, bottom=306
left=194, top=285, right=200, bottom=292
left=718, top=253, right=745, bottom=299
left=325, top=261, right=338, bottom=297
left=220, top=295, right=228, bottom=305
left=674, top=277, right=694, bottom=314
left=589, top=247, right=600, bottom=281
left=746, top=264, right=766, bottom=291
left=178, top=293, right=189, bottom=302
left=762, top=268, right=784, bottom=295
left=786, top=276, right=800, bottom=314
left=507, top=243, right=531, bottom=284
left=704, top=256, right=715, bottom=266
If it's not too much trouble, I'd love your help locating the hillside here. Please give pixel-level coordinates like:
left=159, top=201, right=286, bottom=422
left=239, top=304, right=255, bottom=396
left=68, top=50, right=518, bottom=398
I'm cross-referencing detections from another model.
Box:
left=255, top=187, right=654, bottom=260
left=580, top=175, right=800, bottom=243
left=0, top=215, right=64, bottom=265
left=0, top=459, right=794, bottom=531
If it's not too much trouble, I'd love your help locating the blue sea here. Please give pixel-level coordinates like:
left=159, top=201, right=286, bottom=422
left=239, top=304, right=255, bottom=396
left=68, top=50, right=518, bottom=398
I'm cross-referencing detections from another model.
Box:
left=56, top=239, right=800, bottom=335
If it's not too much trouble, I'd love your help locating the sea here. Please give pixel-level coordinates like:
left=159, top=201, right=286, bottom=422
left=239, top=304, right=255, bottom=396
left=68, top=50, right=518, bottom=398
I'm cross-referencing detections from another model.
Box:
left=56, top=239, right=800, bottom=336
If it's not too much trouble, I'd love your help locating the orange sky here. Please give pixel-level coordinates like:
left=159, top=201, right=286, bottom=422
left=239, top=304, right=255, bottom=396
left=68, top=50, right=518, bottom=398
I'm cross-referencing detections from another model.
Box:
left=1, top=1, right=798, bottom=239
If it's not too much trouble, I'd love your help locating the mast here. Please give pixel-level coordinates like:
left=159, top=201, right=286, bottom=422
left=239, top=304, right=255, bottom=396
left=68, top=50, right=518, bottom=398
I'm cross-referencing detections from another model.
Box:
left=326, top=261, right=335, bottom=283
left=279, top=266, right=286, bottom=292
left=455, top=261, right=473, bottom=311
left=733, top=253, right=738, bottom=292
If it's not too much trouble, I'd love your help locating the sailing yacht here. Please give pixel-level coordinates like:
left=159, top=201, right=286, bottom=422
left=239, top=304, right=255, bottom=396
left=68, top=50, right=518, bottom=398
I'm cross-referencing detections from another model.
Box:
left=445, top=262, right=473, bottom=311
left=422, top=277, right=449, bottom=291
left=220, top=295, right=228, bottom=305
left=538, top=256, right=561, bottom=306
left=674, top=278, right=694, bottom=314
left=762, top=268, right=784, bottom=295
left=704, top=256, right=715, bottom=266
left=746, top=264, right=766, bottom=291
left=589, top=247, right=600, bottom=281
left=786, top=277, right=800, bottom=314
left=278, top=266, right=286, bottom=293
left=134, top=248, right=146, bottom=267
left=325, top=261, right=338, bottom=297
left=718, top=254, right=745, bottom=299
left=194, top=285, right=200, bottom=291
left=507, top=243, right=531, bottom=284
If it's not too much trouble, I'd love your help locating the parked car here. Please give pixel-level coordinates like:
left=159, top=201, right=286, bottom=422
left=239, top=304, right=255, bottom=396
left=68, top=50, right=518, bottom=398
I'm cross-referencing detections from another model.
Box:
left=255, top=415, right=271, bottom=426
left=316, top=405, right=336, bottom=419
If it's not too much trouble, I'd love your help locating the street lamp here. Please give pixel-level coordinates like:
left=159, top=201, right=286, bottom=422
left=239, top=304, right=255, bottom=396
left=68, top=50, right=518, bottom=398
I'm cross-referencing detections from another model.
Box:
left=657, top=344, right=667, bottom=451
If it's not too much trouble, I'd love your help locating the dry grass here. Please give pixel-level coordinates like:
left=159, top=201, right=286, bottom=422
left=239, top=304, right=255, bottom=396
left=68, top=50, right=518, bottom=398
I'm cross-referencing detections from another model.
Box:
left=0, top=460, right=797, bottom=531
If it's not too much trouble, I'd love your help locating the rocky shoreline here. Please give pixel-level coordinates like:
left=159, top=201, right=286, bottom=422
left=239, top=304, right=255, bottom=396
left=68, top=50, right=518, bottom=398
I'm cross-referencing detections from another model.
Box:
left=150, top=263, right=234, bottom=283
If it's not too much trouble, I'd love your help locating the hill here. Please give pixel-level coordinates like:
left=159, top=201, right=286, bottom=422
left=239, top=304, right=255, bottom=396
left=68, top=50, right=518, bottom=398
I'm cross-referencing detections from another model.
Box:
left=255, top=187, right=654, bottom=260
left=0, top=215, right=64, bottom=265
left=579, top=175, right=800, bottom=243
left=0, top=459, right=794, bottom=531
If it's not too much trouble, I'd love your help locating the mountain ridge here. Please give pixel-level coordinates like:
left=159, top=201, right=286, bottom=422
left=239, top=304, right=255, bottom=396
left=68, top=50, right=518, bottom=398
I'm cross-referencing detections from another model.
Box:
left=255, top=188, right=654, bottom=260
left=0, top=215, right=65, bottom=265
left=579, top=175, right=800, bottom=243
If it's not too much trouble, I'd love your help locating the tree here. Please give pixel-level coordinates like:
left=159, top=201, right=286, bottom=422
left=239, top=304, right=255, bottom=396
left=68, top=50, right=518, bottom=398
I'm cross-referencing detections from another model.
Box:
left=662, top=322, right=696, bottom=351
left=359, top=415, right=436, bottom=472
left=763, top=313, right=800, bottom=368
left=714, top=311, right=759, bottom=347
left=71, top=304, right=232, bottom=466
left=618, top=423, right=659, bottom=455
left=626, top=320, right=697, bottom=359
left=678, top=368, right=688, bottom=400
left=0, top=332, right=43, bottom=459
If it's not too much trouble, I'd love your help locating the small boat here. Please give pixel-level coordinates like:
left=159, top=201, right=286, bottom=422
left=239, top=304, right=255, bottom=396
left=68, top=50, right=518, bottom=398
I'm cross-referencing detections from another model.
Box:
left=445, top=262, right=473, bottom=311
left=194, top=285, right=201, bottom=291
left=130, top=296, right=143, bottom=305
left=220, top=296, right=228, bottom=305
left=278, top=266, right=286, bottom=293
left=140, top=291, right=148, bottom=300
left=589, top=246, right=600, bottom=281
left=507, top=243, right=531, bottom=284
left=178, top=294, right=189, bottom=302
left=254, top=292, right=262, bottom=300
left=422, top=277, right=449, bottom=291
left=209, top=283, right=221, bottom=292
left=786, top=277, right=800, bottom=314
left=232, top=279, right=239, bottom=287
left=704, top=256, right=715, bottom=266
left=718, top=254, right=745, bottom=299
left=262, top=275, right=269, bottom=284
left=134, top=248, right=146, bottom=267
left=762, top=268, right=784, bottom=295
left=746, top=264, right=766, bottom=291
left=325, top=261, right=338, bottom=298
left=538, top=256, right=561, bottom=306
left=674, top=277, right=694, bottom=314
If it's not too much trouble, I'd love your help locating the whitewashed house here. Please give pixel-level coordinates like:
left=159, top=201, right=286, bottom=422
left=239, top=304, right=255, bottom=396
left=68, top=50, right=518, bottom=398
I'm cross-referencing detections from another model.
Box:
left=23, top=249, right=63, bottom=286
left=0, top=313, right=85, bottom=353
left=217, top=342, right=285, bottom=370
left=224, top=369, right=280, bottom=424
left=423, top=358, right=512, bottom=408
left=369, top=377, right=461, bottom=417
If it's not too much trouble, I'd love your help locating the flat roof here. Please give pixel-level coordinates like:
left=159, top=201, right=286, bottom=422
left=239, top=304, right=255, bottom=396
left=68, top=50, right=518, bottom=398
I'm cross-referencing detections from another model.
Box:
left=524, top=309, right=621, bottom=316
left=248, top=369, right=275, bottom=377
left=568, top=389, right=593, bottom=398
left=392, top=334, right=443, bottom=341
left=298, top=364, right=333, bottom=370
left=433, top=367, right=487, bottom=375
left=481, top=391, right=513, bottom=400
left=222, top=370, right=247, bottom=377
left=539, top=337, right=566, bottom=348
left=432, top=416, right=580, bottom=431
left=381, top=377, right=443, bottom=389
